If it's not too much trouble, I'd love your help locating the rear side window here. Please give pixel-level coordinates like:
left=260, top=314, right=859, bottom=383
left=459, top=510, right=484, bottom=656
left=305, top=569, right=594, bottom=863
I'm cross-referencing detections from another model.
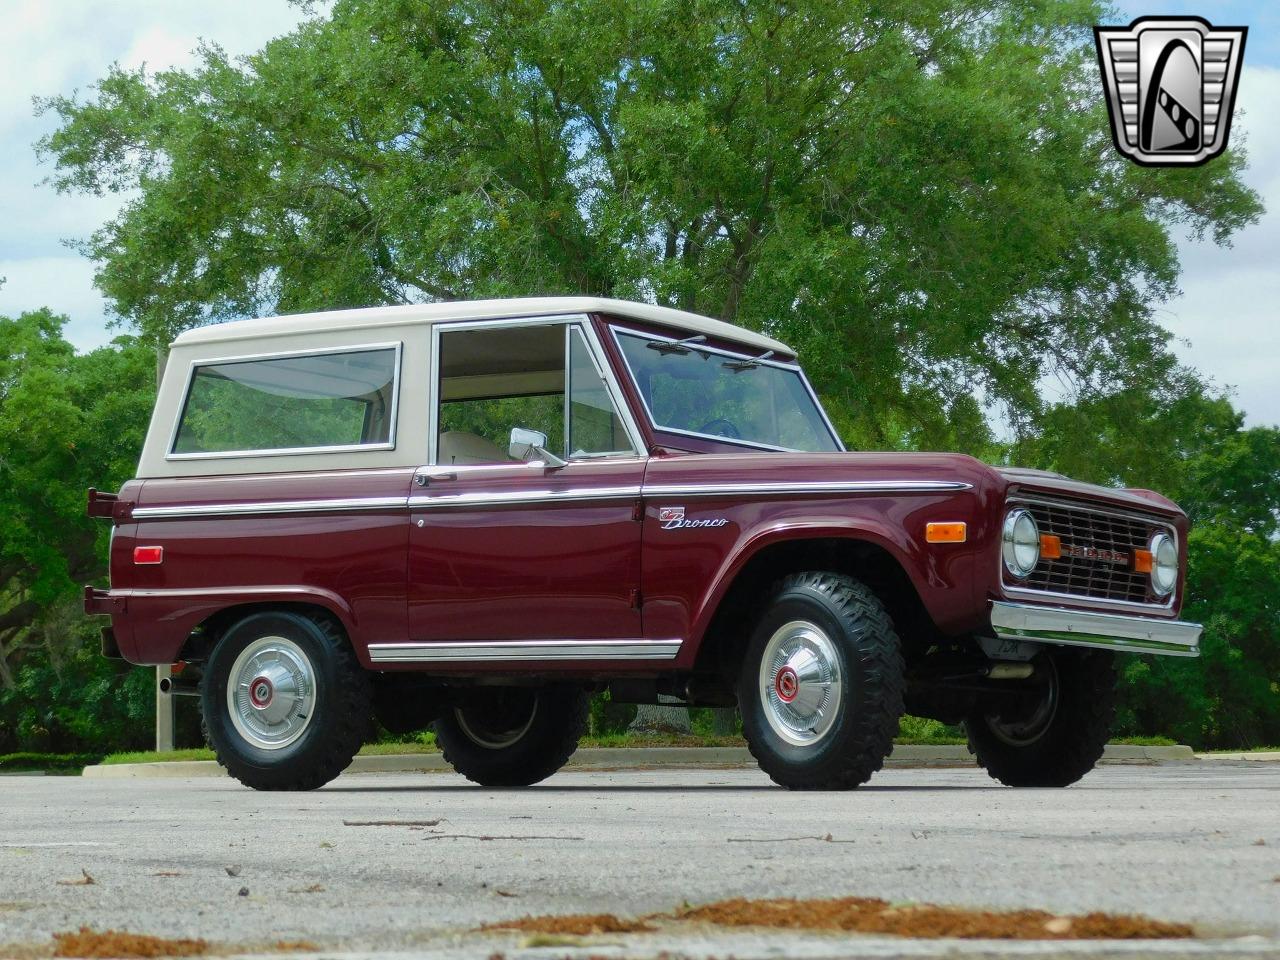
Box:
left=171, top=346, right=399, bottom=457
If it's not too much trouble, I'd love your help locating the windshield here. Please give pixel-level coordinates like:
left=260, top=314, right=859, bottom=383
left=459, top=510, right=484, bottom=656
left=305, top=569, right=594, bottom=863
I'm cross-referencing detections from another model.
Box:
left=614, top=331, right=840, bottom=451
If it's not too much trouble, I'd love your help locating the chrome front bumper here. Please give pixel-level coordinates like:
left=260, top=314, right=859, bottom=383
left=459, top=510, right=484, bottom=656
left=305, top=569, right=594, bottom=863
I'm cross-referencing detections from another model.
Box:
left=990, top=601, right=1202, bottom=657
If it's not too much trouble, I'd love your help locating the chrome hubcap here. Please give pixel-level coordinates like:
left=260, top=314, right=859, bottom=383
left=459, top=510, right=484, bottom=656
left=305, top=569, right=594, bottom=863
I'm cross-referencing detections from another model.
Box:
left=227, top=636, right=316, bottom=750
left=759, top=620, right=843, bottom=746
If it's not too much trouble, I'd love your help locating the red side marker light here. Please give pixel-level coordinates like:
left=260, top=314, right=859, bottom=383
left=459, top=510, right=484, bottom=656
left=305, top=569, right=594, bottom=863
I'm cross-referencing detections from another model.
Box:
left=133, top=545, right=164, bottom=565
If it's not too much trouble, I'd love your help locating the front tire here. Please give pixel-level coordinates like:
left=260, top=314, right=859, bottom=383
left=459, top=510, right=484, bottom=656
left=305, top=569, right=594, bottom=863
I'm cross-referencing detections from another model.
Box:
left=739, top=572, right=905, bottom=790
left=435, top=686, right=588, bottom=786
left=965, top=647, right=1117, bottom=787
left=201, top=611, right=371, bottom=791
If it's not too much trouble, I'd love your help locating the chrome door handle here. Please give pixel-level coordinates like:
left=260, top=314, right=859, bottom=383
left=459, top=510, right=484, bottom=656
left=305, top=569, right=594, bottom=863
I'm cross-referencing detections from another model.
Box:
left=414, top=470, right=457, bottom=486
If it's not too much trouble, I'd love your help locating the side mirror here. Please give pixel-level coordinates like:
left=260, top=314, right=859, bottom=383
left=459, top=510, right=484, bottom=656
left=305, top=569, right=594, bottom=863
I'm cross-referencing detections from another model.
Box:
left=509, top=427, right=567, bottom=469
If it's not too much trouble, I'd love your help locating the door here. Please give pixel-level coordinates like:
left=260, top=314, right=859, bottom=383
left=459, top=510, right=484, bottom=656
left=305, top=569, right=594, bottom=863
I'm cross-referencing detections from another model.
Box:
left=402, top=318, right=653, bottom=658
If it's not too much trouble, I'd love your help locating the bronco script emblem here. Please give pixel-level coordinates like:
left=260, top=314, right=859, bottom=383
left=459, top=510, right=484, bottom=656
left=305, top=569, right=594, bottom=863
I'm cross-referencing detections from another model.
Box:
left=1060, top=543, right=1130, bottom=565
left=659, top=506, right=728, bottom=531
left=1094, top=16, right=1246, bottom=167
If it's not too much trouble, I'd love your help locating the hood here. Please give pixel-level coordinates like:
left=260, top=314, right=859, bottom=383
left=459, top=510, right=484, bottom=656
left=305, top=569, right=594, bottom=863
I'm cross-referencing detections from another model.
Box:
left=645, top=451, right=1183, bottom=518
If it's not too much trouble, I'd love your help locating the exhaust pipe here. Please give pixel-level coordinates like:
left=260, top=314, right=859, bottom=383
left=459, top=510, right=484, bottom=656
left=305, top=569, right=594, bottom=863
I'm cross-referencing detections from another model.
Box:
left=159, top=675, right=201, bottom=697
left=985, top=662, right=1035, bottom=680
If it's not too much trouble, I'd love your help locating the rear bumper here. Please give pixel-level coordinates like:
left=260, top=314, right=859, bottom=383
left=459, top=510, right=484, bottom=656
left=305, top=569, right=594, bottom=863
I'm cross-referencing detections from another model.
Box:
left=990, top=600, right=1201, bottom=657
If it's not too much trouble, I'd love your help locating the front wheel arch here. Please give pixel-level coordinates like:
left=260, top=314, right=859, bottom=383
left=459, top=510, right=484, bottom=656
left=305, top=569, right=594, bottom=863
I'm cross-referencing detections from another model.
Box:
left=693, top=535, right=935, bottom=683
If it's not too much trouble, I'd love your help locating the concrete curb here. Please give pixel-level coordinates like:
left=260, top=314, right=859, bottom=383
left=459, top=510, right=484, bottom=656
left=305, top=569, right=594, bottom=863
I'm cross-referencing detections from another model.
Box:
left=81, top=742, right=1195, bottom=779
left=1195, top=750, right=1280, bottom=762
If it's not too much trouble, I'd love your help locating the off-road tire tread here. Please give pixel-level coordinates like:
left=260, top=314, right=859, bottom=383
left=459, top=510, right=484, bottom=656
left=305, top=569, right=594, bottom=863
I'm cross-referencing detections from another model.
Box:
left=965, top=648, right=1117, bottom=787
left=202, top=612, right=371, bottom=792
left=437, top=687, right=589, bottom=787
left=742, top=572, right=905, bottom=790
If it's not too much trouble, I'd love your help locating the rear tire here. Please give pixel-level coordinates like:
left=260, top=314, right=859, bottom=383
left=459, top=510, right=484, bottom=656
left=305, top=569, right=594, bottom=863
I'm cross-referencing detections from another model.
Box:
left=965, top=647, right=1117, bottom=787
left=739, top=572, right=905, bottom=790
left=201, top=611, right=370, bottom=791
left=435, top=685, right=588, bottom=786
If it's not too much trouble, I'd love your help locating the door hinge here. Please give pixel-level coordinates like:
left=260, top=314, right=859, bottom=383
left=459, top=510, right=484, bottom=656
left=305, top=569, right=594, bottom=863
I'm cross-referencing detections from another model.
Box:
left=628, top=588, right=642, bottom=608
left=632, top=500, right=644, bottom=522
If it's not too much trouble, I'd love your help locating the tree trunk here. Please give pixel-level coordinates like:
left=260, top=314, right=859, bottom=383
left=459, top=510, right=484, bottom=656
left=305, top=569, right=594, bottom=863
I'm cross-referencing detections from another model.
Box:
left=628, top=695, right=691, bottom=734
left=710, top=707, right=738, bottom=737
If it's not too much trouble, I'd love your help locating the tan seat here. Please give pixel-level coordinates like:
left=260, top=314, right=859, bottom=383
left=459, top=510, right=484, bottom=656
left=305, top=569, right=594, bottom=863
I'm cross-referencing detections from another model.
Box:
left=437, top=430, right=512, bottom=465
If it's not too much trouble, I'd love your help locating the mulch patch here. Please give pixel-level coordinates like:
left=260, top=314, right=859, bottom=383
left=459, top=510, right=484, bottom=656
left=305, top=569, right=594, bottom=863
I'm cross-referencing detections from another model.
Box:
left=675, top=896, right=1195, bottom=940
left=484, top=895, right=1195, bottom=941
left=52, top=927, right=208, bottom=958
left=483, top=913, right=656, bottom=935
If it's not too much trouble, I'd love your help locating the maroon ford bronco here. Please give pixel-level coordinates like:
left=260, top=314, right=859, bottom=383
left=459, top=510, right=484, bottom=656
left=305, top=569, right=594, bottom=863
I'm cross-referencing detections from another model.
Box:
left=85, top=297, right=1200, bottom=791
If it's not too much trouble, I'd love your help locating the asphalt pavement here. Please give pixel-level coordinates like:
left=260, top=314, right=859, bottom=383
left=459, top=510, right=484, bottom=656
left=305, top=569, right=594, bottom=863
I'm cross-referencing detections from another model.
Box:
left=1, top=764, right=1277, bottom=959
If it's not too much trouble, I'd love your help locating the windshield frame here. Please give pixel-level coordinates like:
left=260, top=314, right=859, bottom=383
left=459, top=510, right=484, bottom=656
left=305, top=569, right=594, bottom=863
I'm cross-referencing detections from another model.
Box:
left=608, top=324, right=844, bottom=453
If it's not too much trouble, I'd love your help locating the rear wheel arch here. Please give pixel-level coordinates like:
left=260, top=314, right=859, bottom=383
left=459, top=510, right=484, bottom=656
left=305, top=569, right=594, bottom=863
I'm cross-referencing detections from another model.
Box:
left=691, top=533, right=936, bottom=683
left=178, top=599, right=357, bottom=665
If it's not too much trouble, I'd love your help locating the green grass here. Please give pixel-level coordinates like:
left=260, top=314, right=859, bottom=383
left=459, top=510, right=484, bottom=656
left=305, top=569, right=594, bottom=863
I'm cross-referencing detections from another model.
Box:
left=0, top=752, right=102, bottom=773
left=92, top=727, right=1190, bottom=767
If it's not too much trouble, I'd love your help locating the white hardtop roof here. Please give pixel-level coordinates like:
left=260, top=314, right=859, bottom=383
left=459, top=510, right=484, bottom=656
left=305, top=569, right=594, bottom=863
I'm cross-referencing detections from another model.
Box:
left=171, top=296, right=793, bottom=356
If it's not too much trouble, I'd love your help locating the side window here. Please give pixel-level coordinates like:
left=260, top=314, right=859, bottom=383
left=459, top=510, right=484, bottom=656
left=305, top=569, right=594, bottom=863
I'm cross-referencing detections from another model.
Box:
left=171, top=347, right=398, bottom=456
left=435, top=323, right=633, bottom=465
left=567, top=328, right=631, bottom=458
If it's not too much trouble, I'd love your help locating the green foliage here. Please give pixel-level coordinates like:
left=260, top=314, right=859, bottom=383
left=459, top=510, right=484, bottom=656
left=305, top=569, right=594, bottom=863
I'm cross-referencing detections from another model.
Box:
left=15, top=0, right=1276, bottom=750
left=0, top=312, right=156, bottom=751
left=1017, top=388, right=1280, bottom=749
left=0, top=752, right=101, bottom=772
left=37, top=0, right=1260, bottom=453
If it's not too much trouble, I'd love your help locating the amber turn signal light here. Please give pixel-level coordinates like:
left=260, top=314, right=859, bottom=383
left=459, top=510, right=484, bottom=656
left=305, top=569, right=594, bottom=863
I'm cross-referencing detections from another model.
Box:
left=1040, top=534, right=1062, bottom=560
left=133, top=545, right=164, bottom=565
left=925, top=522, right=967, bottom=543
left=1133, top=548, right=1153, bottom=573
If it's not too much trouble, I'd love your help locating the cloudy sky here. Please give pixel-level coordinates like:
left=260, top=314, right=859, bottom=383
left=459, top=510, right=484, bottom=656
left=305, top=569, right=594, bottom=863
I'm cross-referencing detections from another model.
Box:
left=1, top=1, right=1276, bottom=426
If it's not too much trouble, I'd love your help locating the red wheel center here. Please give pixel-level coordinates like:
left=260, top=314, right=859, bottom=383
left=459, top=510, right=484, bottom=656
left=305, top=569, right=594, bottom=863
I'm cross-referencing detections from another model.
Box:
left=250, top=677, right=274, bottom=708
left=775, top=666, right=799, bottom=703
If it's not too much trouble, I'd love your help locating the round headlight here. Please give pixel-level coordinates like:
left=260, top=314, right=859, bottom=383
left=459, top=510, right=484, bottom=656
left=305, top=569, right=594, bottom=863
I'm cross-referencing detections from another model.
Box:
left=1002, top=509, right=1041, bottom=578
left=1150, top=532, right=1178, bottom=596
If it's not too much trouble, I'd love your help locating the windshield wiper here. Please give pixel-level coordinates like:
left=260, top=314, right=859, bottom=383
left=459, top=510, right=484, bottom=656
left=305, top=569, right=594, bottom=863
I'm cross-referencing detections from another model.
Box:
left=722, top=350, right=774, bottom=371
left=646, top=334, right=707, bottom=356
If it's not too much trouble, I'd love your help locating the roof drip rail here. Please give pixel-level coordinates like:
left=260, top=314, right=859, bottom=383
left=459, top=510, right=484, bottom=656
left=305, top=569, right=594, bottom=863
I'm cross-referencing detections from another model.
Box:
left=646, top=334, right=707, bottom=356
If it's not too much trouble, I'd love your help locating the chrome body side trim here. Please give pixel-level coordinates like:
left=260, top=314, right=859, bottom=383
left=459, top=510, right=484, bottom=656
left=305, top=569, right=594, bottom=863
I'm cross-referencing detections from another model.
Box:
left=166, top=341, right=404, bottom=461
left=367, top=639, right=682, bottom=663
left=409, top=486, right=642, bottom=509
left=990, top=600, right=1201, bottom=657
left=643, top=480, right=972, bottom=498
left=133, top=496, right=409, bottom=519
left=134, top=479, right=971, bottom=518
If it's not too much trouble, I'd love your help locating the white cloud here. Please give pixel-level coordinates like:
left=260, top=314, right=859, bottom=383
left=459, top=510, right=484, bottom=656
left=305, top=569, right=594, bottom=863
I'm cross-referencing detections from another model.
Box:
left=0, top=0, right=312, bottom=347
left=1165, top=64, right=1280, bottom=427
left=1, top=4, right=1276, bottom=432
left=0, top=255, right=114, bottom=350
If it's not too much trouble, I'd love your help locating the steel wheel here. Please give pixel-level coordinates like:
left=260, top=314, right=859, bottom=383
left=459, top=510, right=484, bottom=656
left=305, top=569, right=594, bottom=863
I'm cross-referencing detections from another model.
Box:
left=454, top=694, right=539, bottom=749
left=226, top=635, right=317, bottom=751
left=984, top=657, right=1059, bottom=747
left=758, top=619, right=843, bottom=747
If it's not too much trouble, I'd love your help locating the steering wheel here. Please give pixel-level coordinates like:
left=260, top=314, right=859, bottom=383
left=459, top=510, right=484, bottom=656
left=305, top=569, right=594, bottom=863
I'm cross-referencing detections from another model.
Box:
left=698, top=417, right=743, bottom=440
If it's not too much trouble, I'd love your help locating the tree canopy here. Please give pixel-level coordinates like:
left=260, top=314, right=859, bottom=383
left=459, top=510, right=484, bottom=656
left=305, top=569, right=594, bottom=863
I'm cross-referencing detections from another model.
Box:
left=38, top=0, right=1261, bottom=451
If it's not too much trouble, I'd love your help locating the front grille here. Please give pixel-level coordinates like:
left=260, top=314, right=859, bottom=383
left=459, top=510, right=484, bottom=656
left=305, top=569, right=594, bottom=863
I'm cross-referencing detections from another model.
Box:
left=1007, top=499, right=1172, bottom=605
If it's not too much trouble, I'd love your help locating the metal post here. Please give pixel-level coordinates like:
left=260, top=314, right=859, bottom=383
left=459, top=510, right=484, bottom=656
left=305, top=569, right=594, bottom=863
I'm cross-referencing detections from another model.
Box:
left=155, top=664, right=175, bottom=752
left=155, top=342, right=176, bottom=753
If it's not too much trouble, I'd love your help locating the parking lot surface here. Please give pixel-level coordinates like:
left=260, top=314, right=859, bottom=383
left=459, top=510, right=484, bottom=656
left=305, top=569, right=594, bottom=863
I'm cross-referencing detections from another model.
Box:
left=1, top=764, right=1277, bottom=958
